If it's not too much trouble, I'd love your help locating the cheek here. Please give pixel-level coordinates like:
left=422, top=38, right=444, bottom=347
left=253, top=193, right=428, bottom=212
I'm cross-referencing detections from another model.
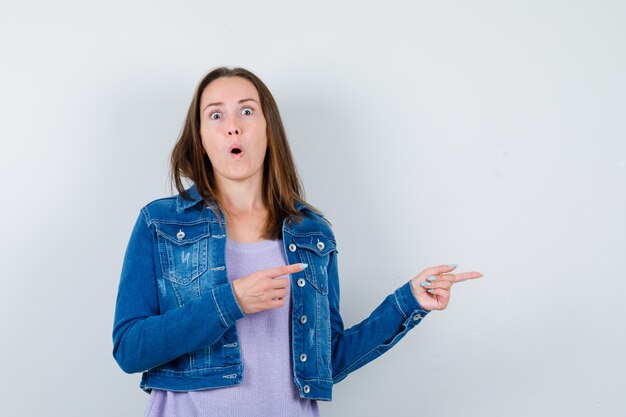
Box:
left=253, top=137, right=268, bottom=155
left=200, top=140, right=219, bottom=163
left=203, top=142, right=219, bottom=158
left=199, top=126, right=217, bottom=150
left=255, top=121, right=268, bottom=148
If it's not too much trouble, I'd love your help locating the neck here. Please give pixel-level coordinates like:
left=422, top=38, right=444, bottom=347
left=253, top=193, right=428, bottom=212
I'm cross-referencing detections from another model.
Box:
left=214, top=173, right=266, bottom=217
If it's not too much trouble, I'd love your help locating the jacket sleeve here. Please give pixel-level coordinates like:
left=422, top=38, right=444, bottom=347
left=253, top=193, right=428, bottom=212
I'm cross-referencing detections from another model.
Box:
left=327, top=243, right=431, bottom=384
left=112, top=208, right=244, bottom=374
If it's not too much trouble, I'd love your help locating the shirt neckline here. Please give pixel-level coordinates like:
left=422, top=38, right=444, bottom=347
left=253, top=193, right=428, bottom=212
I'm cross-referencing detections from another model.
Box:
left=226, top=237, right=283, bottom=253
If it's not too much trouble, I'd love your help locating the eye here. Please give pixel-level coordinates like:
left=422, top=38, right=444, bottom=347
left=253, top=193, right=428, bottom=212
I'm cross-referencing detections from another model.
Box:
left=209, top=111, right=221, bottom=120
left=241, top=106, right=254, bottom=116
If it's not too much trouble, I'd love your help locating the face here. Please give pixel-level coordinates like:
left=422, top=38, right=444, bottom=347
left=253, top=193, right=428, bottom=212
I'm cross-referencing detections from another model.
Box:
left=199, top=76, right=267, bottom=186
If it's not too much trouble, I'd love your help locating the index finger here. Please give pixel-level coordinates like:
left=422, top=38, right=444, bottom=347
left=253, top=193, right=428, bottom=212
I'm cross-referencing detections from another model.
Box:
left=435, top=271, right=483, bottom=284
left=448, top=271, right=483, bottom=283
left=266, top=263, right=308, bottom=279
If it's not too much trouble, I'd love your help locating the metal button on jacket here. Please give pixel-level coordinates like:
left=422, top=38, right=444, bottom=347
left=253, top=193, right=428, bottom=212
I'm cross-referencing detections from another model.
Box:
left=288, top=243, right=297, bottom=252
left=316, top=241, right=325, bottom=251
left=176, top=230, right=185, bottom=240
left=300, top=353, right=307, bottom=362
left=297, top=278, right=306, bottom=287
left=300, top=315, right=307, bottom=324
left=413, top=313, right=422, bottom=321
left=303, top=385, right=311, bottom=393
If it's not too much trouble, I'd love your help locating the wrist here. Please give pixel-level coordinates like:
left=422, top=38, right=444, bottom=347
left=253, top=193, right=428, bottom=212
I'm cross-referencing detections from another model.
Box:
left=409, top=278, right=419, bottom=296
left=230, top=281, right=245, bottom=316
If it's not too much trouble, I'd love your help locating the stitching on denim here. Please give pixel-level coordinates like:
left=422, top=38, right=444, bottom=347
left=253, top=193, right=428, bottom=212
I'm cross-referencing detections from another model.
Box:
left=285, top=230, right=336, bottom=241
left=297, top=377, right=334, bottom=384
left=333, top=309, right=409, bottom=382
left=172, top=285, right=184, bottom=307
left=161, top=230, right=174, bottom=280
left=334, top=318, right=412, bottom=382
left=142, top=381, right=241, bottom=392
left=211, top=266, right=225, bottom=271
left=200, top=238, right=208, bottom=281
left=145, top=195, right=177, bottom=207
left=313, top=288, right=332, bottom=379
left=155, top=229, right=210, bottom=246
left=393, top=291, right=408, bottom=318
left=150, top=218, right=211, bottom=226
left=149, top=364, right=240, bottom=375
left=143, top=198, right=223, bottom=224
left=315, top=282, right=322, bottom=376
left=194, top=276, right=202, bottom=299
left=163, top=238, right=203, bottom=285
left=140, top=206, right=152, bottom=224
left=155, top=229, right=169, bottom=287
left=211, top=287, right=229, bottom=327
left=333, top=348, right=379, bottom=382
left=323, top=278, right=332, bottom=378
left=302, top=251, right=327, bottom=294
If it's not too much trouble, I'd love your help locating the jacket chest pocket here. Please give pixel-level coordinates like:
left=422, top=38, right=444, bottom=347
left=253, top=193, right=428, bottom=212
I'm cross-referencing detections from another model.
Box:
left=155, top=221, right=210, bottom=285
left=289, top=233, right=336, bottom=294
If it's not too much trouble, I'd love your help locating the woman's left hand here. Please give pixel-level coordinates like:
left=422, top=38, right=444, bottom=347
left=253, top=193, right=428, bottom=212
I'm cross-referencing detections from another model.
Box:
left=410, top=264, right=482, bottom=311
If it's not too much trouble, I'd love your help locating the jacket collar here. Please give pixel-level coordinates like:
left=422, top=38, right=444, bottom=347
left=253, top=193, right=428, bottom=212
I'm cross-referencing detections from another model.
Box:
left=175, top=183, right=206, bottom=212
left=176, top=183, right=309, bottom=214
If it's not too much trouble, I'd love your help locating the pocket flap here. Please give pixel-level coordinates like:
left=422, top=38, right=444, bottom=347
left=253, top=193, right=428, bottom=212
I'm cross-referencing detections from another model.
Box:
left=155, top=222, right=210, bottom=245
left=291, top=234, right=336, bottom=256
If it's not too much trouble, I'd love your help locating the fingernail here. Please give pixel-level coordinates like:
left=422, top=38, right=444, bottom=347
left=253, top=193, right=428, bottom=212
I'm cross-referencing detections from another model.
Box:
left=420, top=281, right=431, bottom=287
left=427, top=289, right=435, bottom=293
left=427, top=275, right=437, bottom=282
left=448, top=263, right=458, bottom=268
left=300, top=263, right=308, bottom=270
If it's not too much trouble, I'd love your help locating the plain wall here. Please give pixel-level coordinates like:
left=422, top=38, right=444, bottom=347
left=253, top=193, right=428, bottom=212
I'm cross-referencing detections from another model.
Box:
left=1, top=1, right=624, bottom=416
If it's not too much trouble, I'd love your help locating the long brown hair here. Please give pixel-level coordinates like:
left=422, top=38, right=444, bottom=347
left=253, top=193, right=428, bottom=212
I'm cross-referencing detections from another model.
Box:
left=169, top=66, right=326, bottom=240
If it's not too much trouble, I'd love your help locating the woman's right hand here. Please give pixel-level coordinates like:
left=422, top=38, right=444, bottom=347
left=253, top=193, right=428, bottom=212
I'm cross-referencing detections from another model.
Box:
left=231, top=263, right=308, bottom=315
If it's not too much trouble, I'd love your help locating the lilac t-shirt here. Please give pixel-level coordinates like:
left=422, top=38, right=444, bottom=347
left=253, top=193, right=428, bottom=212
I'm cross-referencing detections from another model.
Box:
left=144, top=238, right=320, bottom=417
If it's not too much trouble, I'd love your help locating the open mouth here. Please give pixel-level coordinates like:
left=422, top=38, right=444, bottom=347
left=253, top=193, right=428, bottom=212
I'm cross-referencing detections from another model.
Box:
left=230, top=144, right=244, bottom=157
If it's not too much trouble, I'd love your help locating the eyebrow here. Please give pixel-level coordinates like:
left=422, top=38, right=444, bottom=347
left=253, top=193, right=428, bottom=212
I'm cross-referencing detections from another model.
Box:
left=203, top=98, right=259, bottom=113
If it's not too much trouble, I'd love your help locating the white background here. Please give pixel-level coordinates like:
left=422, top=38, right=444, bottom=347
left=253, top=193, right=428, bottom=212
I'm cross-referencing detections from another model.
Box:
left=1, top=1, right=625, bottom=416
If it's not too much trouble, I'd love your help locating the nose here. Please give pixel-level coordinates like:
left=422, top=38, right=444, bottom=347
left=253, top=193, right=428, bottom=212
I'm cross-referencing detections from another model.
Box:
left=226, top=117, right=240, bottom=136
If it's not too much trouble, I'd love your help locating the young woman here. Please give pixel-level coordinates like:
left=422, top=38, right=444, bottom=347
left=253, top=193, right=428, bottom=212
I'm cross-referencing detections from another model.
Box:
left=112, top=66, right=483, bottom=417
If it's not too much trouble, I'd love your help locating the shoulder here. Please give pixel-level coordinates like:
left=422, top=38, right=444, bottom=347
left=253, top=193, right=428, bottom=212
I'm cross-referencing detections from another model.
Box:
left=138, top=194, right=184, bottom=225
left=285, top=208, right=338, bottom=255
left=289, top=206, right=335, bottom=240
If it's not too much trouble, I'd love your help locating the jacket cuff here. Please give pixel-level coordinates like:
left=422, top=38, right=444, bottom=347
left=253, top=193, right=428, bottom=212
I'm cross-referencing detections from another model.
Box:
left=393, top=280, right=431, bottom=325
left=210, top=282, right=245, bottom=328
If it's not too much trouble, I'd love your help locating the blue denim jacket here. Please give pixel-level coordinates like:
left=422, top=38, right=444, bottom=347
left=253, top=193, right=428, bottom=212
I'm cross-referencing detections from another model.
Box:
left=112, top=183, right=430, bottom=401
